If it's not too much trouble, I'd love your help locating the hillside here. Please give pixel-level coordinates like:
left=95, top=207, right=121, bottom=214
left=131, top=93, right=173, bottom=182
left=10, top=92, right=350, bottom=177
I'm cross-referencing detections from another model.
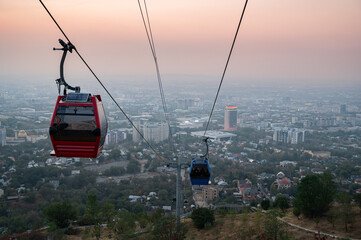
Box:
left=184, top=209, right=361, bottom=240
left=3, top=208, right=361, bottom=240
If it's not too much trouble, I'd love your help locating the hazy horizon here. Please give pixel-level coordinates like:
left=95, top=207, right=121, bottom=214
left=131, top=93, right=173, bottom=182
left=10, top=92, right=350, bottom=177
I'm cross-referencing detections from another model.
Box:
left=1, top=0, right=360, bottom=88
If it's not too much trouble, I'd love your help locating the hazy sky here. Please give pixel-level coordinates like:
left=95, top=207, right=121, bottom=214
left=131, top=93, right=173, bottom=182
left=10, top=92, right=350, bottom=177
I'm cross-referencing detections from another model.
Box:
left=0, top=0, right=360, bottom=87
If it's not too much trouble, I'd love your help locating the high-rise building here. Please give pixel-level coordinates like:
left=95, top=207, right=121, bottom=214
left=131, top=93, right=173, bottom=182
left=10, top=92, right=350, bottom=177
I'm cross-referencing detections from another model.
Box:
left=132, top=120, right=169, bottom=143
left=340, top=104, right=347, bottom=114
left=273, top=129, right=289, bottom=143
left=0, top=127, right=6, bottom=146
left=132, top=121, right=142, bottom=142
left=273, top=128, right=305, bottom=144
left=177, top=99, right=195, bottom=110
left=106, top=129, right=128, bottom=145
left=224, top=106, right=238, bottom=131
left=143, top=122, right=169, bottom=143
left=289, top=129, right=305, bottom=144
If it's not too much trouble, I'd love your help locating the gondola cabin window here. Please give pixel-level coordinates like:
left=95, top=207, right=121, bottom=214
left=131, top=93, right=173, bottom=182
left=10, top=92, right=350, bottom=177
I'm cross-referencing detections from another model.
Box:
left=52, top=106, right=97, bottom=142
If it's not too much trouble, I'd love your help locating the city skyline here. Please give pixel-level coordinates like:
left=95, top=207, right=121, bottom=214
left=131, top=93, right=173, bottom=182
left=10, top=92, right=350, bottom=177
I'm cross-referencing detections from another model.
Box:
left=0, top=0, right=360, bottom=88
left=1, top=1, right=361, bottom=235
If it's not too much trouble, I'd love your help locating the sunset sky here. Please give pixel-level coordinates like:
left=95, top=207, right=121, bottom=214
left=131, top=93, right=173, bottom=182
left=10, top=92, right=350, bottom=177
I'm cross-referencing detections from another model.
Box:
left=0, top=0, right=360, bottom=87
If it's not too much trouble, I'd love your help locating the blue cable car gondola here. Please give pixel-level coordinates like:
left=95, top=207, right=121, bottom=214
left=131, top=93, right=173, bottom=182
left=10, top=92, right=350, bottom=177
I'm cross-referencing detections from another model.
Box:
left=189, top=138, right=211, bottom=185
left=189, top=157, right=211, bottom=185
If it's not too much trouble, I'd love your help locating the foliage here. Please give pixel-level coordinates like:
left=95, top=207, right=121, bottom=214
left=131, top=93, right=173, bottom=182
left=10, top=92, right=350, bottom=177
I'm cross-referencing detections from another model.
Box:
left=83, top=193, right=103, bottom=239
left=127, top=160, right=141, bottom=174
left=79, top=193, right=117, bottom=239
left=108, top=149, right=122, bottom=160
left=274, top=194, right=289, bottom=212
left=261, top=199, right=271, bottom=210
left=103, top=166, right=126, bottom=176
left=151, top=214, right=187, bottom=240
left=108, top=211, right=136, bottom=239
left=326, top=207, right=338, bottom=229
left=237, top=212, right=257, bottom=240
left=354, top=193, right=361, bottom=215
left=61, top=171, right=96, bottom=189
left=191, top=207, right=215, bottom=229
left=158, top=189, right=168, bottom=201
left=292, top=207, right=301, bottom=218
left=264, top=210, right=290, bottom=240
left=294, top=173, right=336, bottom=218
left=101, top=201, right=116, bottom=225
left=10, top=166, right=65, bottom=188
left=44, top=201, right=77, bottom=229
left=337, top=192, right=355, bottom=232
left=84, top=193, right=100, bottom=225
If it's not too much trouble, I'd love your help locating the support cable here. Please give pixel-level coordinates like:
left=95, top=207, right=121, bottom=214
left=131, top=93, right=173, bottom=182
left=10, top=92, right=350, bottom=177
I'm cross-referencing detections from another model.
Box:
left=137, top=1, right=182, bottom=232
left=137, top=0, right=177, bottom=156
left=203, top=0, right=249, bottom=136
left=39, top=0, right=164, bottom=161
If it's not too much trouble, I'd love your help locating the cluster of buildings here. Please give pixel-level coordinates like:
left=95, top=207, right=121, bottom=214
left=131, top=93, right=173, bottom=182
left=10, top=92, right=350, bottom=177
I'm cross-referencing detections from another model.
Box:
left=133, top=120, right=169, bottom=143
left=105, top=102, right=314, bottom=146
left=0, top=128, right=48, bottom=146
left=273, top=128, right=306, bottom=144
left=176, top=98, right=201, bottom=110
left=105, top=129, right=128, bottom=145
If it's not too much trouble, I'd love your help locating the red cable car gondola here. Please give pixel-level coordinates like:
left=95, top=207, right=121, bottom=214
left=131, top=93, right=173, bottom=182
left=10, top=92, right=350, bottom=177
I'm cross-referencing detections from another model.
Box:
left=49, top=93, right=107, bottom=158
left=49, top=39, right=108, bottom=158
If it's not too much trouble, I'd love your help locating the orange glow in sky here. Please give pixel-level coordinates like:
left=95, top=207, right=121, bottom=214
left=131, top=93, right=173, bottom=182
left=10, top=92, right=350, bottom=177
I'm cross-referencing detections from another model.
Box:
left=0, top=0, right=360, bottom=86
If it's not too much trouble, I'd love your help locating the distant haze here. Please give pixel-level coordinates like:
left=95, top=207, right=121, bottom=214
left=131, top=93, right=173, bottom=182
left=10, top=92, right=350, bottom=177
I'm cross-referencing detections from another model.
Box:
left=1, top=0, right=360, bottom=88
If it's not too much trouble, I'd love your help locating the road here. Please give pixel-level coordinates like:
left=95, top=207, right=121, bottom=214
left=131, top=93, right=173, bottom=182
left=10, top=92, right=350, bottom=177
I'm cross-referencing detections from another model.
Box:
left=278, top=217, right=360, bottom=240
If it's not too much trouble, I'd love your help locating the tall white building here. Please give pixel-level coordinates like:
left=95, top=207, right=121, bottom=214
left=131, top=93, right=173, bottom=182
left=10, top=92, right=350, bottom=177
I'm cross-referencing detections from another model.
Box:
left=132, top=121, right=142, bottom=142
left=273, top=128, right=305, bottom=144
left=289, top=129, right=305, bottom=144
left=0, top=128, right=6, bottom=146
left=273, top=129, right=288, bottom=143
left=106, top=129, right=128, bottom=145
left=132, top=121, right=169, bottom=143
left=143, top=122, right=169, bottom=143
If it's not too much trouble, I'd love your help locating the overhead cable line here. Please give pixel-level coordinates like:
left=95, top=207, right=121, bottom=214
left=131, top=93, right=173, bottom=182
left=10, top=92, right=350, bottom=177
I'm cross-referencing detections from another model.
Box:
left=137, top=0, right=177, bottom=156
left=137, top=1, right=183, bottom=233
left=203, top=0, right=249, bottom=136
left=38, top=0, right=164, bottom=161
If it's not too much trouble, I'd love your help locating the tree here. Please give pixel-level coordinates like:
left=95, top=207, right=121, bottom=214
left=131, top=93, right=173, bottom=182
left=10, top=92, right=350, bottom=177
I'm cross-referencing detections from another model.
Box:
left=326, top=207, right=338, bottom=229
left=274, top=194, right=289, bottom=212
left=294, top=173, right=336, bottom=218
left=104, top=166, right=126, bottom=176
left=127, top=160, right=141, bottom=174
left=109, top=211, right=136, bottom=239
left=158, top=189, right=169, bottom=201
left=101, top=201, right=116, bottom=225
left=264, top=210, right=290, bottom=240
left=109, top=149, right=121, bottom=160
left=191, top=208, right=215, bottom=229
left=44, top=201, right=77, bottom=229
left=237, top=212, right=256, bottom=240
left=152, top=214, right=186, bottom=240
left=85, top=193, right=100, bottom=223
left=354, top=193, right=361, bottom=216
left=84, top=193, right=102, bottom=239
left=337, top=192, right=354, bottom=232
left=292, top=207, right=301, bottom=219
left=261, top=199, right=271, bottom=210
